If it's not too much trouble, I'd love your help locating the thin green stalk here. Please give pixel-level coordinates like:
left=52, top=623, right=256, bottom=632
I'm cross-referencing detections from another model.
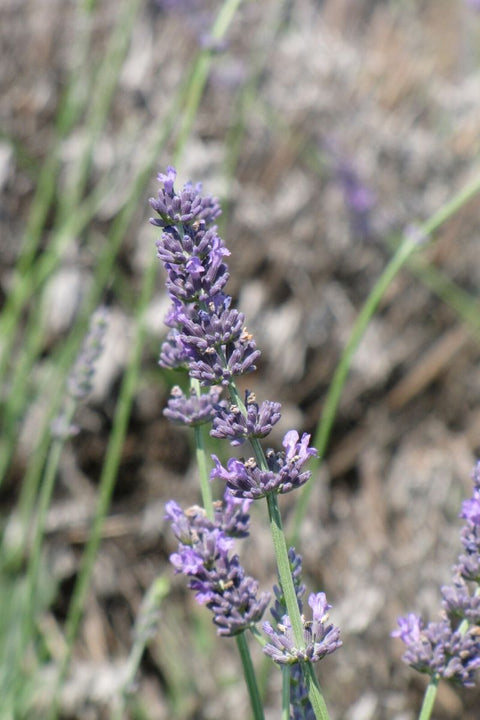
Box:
left=25, top=402, right=75, bottom=623
left=266, top=493, right=329, bottom=720
left=235, top=633, right=265, bottom=720
left=303, top=663, right=330, bottom=720
left=192, top=382, right=215, bottom=521
left=114, top=577, right=170, bottom=720
left=227, top=380, right=330, bottom=719
left=418, top=677, right=439, bottom=720
left=55, top=0, right=143, bottom=228
left=173, top=0, right=244, bottom=159
left=6, top=401, right=76, bottom=700
left=291, top=171, right=480, bottom=545
left=281, top=667, right=290, bottom=720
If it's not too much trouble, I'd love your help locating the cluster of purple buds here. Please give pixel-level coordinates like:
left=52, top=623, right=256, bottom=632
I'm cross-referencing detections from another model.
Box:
left=263, top=592, right=342, bottom=666
left=393, top=462, right=480, bottom=687
left=268, top=549, right=340, bottom=718
left=210, top=390, right=281, bottom=446
left=163, top=385, right=223, bottom=426
left=166, top=492, right=270, bottom=636
left=210, top=430, right=317, bottom=500
left=150, top=167, right=260, bottom=386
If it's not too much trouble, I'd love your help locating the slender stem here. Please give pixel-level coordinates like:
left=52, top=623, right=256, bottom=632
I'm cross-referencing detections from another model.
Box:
left=173, top=0, right=244, bottom=159
left=192, top=382, right=214, bottom=521
left=281, top=666, right=290, bottom=720
left=114, top=577, right=170, bottom=720
left=292, top=170, right=480, bottom=545
left=235, top=633, right=265, bottom=720
left=227, top=378, right=330, bottom=719
left=266, top=494, right=304, bottom=648
left=418, top=677, right=439, bottom=720
left=303, top=663, right=330, bottom=720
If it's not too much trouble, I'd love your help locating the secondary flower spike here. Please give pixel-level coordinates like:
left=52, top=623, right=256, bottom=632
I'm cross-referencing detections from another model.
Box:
left=166, top=493, right=269, bottom=636
left=263, top=592, right=342, bottom=665
left=210, top=430, right=317, bottom=499
left=393, top=462, right=480, bottom=687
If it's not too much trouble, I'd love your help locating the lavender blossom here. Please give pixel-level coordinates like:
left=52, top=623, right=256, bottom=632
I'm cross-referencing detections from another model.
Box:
left=393, top=462, right=480, bottom=687
left=269, top=549, right=315, bottom=720
left=166, top=494, right=269, bottom=636
left=263, top=592, right=342, bottom=666
left=211, top=390, right=282, bottom=446
left=441, top=579, right=480, bottom=624
left=392, top=614, right=480, bottom=687
left=455, top=463, right=480, bottom=582
left=163, top=385, right=224, bottom=426
left=51, top=307, right=108, bottom=439
left=151, top=168, right=261, bottom=385
left=210, top=430, right=317, bottom=500
left=67, top=307, right=108, bottom=399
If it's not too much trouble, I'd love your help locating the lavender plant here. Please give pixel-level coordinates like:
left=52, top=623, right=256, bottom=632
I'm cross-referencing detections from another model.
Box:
left=150, top=167, right=341, bottom=719
left=150, top=167, right=480, bottom=719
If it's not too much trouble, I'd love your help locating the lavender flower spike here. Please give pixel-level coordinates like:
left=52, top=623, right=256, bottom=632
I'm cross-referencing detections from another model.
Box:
left=151, top=168, right=261, bottom=385
left=211, top=430, right=317, bottom=500
left=263, top=592, right=342, bottom=666
left=163, top=385, right=224, bottom=426
left=394, top=462, right=480, bottom=688
left=392, top=614, right=480, bottom=687
left=211, top=390, right=281, bottom=446
left=166, top=495, right=269, bottom=636
left=67, top=306, right=108, bottom=400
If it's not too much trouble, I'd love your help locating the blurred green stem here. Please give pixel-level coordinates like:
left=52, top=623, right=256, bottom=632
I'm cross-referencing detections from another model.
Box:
left=291, top=170, right=480, bottom=545
left=236, top=633, right=265, bottom=720
left=418, top=677, right=439, bottom=720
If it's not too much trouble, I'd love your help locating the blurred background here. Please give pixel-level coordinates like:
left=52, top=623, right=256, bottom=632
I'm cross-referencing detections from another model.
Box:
left=1, top=0, right=480, bottom=718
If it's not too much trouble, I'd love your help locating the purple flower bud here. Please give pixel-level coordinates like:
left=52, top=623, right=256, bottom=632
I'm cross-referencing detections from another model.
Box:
left=392, top=614, right=480, bottom=687
left=165, top=496, right=269, bottom=635
left=163, top=385, right=224, bottom=426
left=441, top=579, right=480, bottom=624
left=149, top=168, right=221, bottom=228
left=262, top=592, right=341, bottom=665
left=211, top=390, right=282, bottom=446
left=213, top=490, right=252, bottom=538
left=211, top=431, right=317, bottom=500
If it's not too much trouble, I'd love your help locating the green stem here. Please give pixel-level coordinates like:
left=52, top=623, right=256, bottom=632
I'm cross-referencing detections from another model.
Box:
left=266, top=494, right=305, bottom=648
left=418, top=677, right=439, bottom=720
left=281, top=666, right=290, bottom=720
left=303, top=663, right=330, bottom=720
left=114, top=577, right=170, bottom=720
left=173, top=0, right=244, bottom=160
left=191, top=377, right=214, bottom=519
left=235, top=633, right=265, bottom=720
left=291, top=170, right=480, bottom=545
left=227, top=379, right=330, bottom=719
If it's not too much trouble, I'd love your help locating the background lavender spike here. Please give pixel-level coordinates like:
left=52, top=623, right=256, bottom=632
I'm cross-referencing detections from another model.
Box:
left=393, top=462, right=480, bottom=688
